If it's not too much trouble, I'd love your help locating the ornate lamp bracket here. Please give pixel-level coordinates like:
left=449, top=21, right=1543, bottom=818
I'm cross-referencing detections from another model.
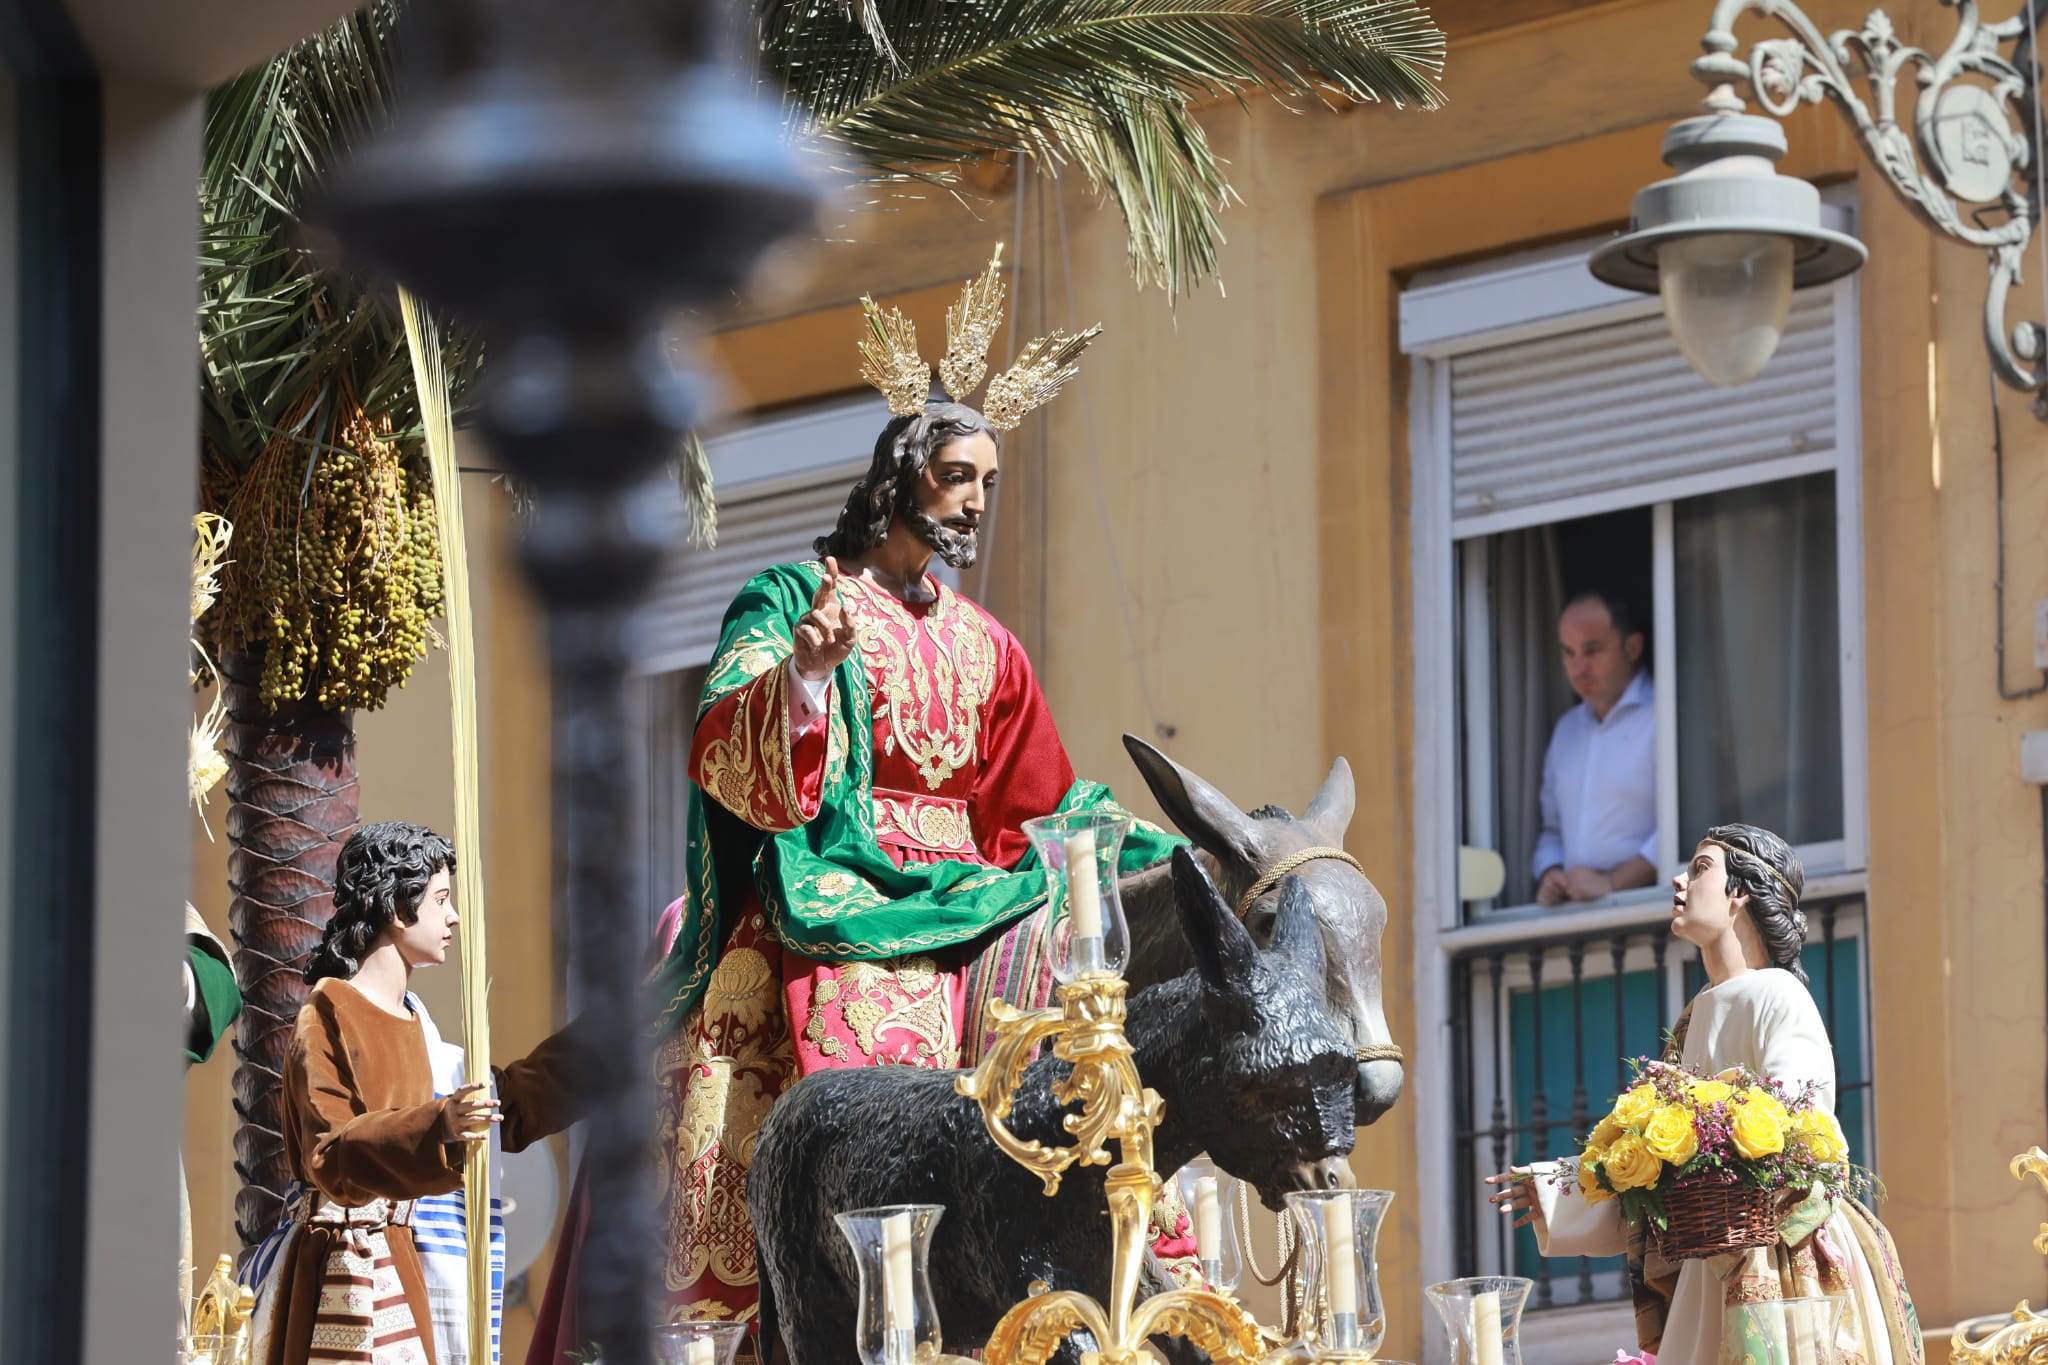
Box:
left=1691, top=0, right=2048, bottom=405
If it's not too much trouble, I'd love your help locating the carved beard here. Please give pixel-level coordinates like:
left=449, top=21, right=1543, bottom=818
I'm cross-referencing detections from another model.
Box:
left=905, top=504, right=978, bottom=570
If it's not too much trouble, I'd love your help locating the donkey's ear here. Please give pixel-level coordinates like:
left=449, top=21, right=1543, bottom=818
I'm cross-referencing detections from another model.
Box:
left=1270, top=876, right=1326, bottom=978
left=1172, top=845, right=1258, bottom=1000
left=1302, top=757, right=1356, bottom=847
left=1126, top=735, right=1269, bottom=880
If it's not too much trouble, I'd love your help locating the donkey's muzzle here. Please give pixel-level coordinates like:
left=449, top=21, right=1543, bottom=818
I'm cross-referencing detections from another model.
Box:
left=1284, top=1154, right=1357, bottom=1193
left=1355, top=1059, right=1404, bottom=1125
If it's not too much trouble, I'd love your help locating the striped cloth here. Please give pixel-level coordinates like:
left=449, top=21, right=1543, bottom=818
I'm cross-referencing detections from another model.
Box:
left=306, top=1222, right=431, bottom=1365
left=413, top=996, right=506, bottom=1365
left=960, top=904, right=1061, bottom=1064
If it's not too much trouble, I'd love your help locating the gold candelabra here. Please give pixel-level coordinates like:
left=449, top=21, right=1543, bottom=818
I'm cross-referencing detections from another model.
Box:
left=954, top=973, right=1276, bottom=1365
left=1949, top=1147, right=2048, bottom=1365
left=183, top=1254, right=255, bottom=1365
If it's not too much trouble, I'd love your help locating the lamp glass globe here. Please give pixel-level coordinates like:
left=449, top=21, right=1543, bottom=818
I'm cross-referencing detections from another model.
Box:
left=1656, top=231, right=1795, bottom=387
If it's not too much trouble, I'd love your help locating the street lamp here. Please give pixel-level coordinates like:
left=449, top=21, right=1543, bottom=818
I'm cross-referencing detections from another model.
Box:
left=1591, top=0, right=2048, bottom=409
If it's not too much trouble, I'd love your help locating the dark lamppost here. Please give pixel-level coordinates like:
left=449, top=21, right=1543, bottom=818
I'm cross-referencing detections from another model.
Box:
left=320, top=4, right=819, bottom=1362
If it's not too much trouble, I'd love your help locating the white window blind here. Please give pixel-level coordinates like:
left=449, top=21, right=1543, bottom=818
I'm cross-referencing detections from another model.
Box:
left=1446, top=287, right=1840, bottom=538
left=631, top=477, right=853, bottom=676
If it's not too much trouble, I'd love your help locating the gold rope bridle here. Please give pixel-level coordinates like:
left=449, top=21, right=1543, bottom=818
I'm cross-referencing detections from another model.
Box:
left=1234, top=845, right=1405, bottom=1069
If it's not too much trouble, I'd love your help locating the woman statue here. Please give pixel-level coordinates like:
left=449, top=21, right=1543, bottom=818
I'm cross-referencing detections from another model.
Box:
left=1486, top=824, right=1921, bottom=1365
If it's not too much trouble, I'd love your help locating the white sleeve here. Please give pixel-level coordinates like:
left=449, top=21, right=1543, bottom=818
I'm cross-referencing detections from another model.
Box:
left=1527, top=1160, right=1630, bottom=1258
left=1638, top=826, right=1660, bottom=867
left=1532, top=731, right=1565, bottom=880
left=786, top=658, right=831, bottom=735
left=1753, top=975, right=1837, bottom=1115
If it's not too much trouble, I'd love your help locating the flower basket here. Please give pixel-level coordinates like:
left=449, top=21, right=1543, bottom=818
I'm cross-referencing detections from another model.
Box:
left=1549, top=1059, right=1871, bottom=1261
left=1652, top=1169, right=1778, bottom=1260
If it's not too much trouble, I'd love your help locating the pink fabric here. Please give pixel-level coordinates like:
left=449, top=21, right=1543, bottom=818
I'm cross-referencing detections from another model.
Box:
left=1153, top=1210, right=1197, bottom=1261
left=783, top=951, right=970, bottom=1076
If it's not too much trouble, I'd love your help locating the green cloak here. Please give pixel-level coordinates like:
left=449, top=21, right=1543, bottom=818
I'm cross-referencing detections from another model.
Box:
left=649, top=562, right=1181, bottom=1038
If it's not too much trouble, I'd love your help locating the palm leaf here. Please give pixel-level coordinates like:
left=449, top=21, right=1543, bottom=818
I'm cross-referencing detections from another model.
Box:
left=763, top=0, right=1446, bottom=295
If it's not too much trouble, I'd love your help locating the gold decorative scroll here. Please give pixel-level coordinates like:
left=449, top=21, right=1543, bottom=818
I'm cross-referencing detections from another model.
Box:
left=959, top=975, right=1271, bottom=1364
left=1948, top=1146, right=2048, bottom=1365
left=401, top=289, right=492, bottom=1365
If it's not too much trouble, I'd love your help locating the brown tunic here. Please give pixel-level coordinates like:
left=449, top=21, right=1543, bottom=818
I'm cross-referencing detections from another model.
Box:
left=264, top=979, right=467, bottom=1365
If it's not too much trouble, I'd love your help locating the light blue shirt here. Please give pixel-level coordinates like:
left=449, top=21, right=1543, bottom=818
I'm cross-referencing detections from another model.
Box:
left=1532, top=669, right=1658, bottom=880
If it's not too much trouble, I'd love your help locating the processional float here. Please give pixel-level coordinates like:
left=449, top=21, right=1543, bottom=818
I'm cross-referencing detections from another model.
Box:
left=738, top=807, right=1533, bottom=1365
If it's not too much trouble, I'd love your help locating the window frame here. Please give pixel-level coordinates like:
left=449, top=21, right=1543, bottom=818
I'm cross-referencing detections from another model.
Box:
left=1402, top=210, right=1870, bottom=1352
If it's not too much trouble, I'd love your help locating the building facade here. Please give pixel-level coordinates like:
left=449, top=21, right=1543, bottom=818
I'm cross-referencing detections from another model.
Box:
left=164, top=0, right=2048, bottom=1362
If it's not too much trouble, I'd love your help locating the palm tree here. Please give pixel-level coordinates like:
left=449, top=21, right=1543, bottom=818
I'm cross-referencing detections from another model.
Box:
left=769, top=0, right=1446, bottom=296
left=198, top=2, right=472, bottom=1250
left=199, top=0, right=1444, bottom=1251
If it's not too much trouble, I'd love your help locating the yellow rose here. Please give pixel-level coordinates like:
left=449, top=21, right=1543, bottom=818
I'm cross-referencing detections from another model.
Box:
left=1590, top=1114, right=1626, bottom=1148
left=1731, top=1095, right=1788, bottom=1159
left=1611, top=1083, right=1659, bottom=1131
left=1642, top=1104, right=1699, bottom=1164
left=1791, top=1109, right=1848, bottom=1164
left=1602, top=1135, right=1664, bottom=1192
left=1578, top=1151, right=1614, bottom=1204
left=1690, top=1078, right=1735, bottom=1107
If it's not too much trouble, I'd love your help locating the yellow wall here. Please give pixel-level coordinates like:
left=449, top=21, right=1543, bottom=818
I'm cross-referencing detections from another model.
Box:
left=184, top=0, right=2048, bottom=1354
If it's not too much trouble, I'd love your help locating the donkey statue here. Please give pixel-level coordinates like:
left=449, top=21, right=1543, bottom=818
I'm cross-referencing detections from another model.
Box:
left=1114, top=735, right=1403, bottom=1127
left=750, top=848, right=1360, bottom=1365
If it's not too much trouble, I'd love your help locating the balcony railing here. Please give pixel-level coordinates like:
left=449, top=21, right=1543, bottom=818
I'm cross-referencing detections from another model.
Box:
left=1447, top=893, right=1873, bottom=1310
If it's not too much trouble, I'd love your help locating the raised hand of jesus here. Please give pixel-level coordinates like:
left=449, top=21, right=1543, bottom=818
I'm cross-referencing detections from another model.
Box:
left=793, top=555, right=858, bottom=681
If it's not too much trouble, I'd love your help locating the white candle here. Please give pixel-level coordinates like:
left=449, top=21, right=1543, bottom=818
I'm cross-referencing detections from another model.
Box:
left=882, top=1211, right=915, bottom=1333
left=1322, top=1193, right=1358, bottom=1316
left=685, top=1336, right=715, bottom=1365
left=1193, top=1176, right=1222, bottom=1261
left=1065, top=830, right=1103, bottom=940
left=1472, top=1291, right=1504, bottom=1365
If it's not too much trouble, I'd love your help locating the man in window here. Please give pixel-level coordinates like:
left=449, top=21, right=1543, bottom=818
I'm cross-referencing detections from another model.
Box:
left=1533, top=590, right=1658, bottom=905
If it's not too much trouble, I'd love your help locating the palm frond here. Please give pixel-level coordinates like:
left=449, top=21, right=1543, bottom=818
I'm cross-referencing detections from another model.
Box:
left=200, top=0, right=477, bottom=484
left=763, top=0, right=1446, bottom=296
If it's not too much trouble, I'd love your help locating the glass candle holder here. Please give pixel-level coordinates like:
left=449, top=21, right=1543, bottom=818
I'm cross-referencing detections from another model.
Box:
left=180, top=1334, right=230, bottom=1365
left=654, top=1320, right=750, bottom=1365
left=1022, top=811, right=1133, bottom=981
left=1427, top=1276, right=1532, bottom=1365
left=835, top=1204, right=945, bottom=1365
left=1172, top=1156, right=1242, bottom=1294
left=1285, top=1189, right=1395, bottom=1357
left=1721, top=1296, right=1849, bottom=1365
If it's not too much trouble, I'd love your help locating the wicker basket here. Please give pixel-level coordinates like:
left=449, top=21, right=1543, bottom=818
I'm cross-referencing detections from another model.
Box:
left=1652, top=1171, right=1779, bottom=1260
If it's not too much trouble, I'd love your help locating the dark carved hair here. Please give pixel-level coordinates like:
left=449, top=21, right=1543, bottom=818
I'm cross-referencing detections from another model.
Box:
left=1705, top=822, right=1807, bottom=982
left=814, top=403, right=1000, bottom=561
left=304, top=821, right=457, bottom=985
left=1564, top=588, right=1641, bottom=641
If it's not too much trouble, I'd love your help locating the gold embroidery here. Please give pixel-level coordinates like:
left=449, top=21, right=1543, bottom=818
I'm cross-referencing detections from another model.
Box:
left=704, top=621, right=793, bottom=703
left=800, top=957, right=961, bottom=1066
left=842, top=574, right=997, bottom=790
left=695, top=659, right=807, bottom=832
left=802, top=978, right=851, bottom=1061
left=873, top=790, right=978, bottom=855
left=791, top=866, right=890, bottom=922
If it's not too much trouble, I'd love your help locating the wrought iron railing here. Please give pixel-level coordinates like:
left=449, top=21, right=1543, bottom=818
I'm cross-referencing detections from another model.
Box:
left=1447, top=894, right=1873, bottom=1310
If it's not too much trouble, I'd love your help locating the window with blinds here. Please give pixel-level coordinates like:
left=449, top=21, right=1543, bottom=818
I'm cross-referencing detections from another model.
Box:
left=628, top=390, right=973, bottom=676
left=1444, top=288, right=1841, bottom=538
left=631, top=477, right=853, bottom=676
